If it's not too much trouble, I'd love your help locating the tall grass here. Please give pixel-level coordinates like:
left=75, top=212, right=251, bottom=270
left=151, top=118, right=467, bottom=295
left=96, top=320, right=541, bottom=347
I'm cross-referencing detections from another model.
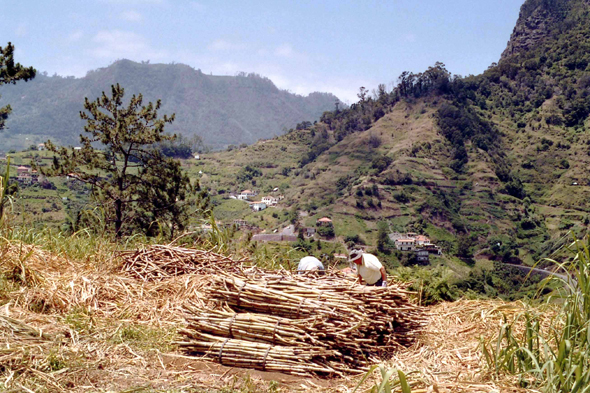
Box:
left=482, top=235, right=590, bottom=392
left=0, top=156, right=13, bottom=226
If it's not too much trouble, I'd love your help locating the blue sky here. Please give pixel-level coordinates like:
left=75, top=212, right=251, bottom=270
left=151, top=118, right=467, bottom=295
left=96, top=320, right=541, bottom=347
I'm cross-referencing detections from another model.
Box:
left=3, top=0, right=524, bottom=103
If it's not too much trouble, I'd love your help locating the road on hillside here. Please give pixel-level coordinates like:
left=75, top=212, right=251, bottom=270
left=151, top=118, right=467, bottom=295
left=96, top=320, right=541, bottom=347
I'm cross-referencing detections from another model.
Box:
left=502, top=263, right=577, bottom=289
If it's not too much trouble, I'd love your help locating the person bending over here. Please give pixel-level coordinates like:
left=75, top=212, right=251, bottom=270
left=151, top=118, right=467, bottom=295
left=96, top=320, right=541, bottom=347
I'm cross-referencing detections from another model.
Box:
left=348, top=249, right=387, bottom=287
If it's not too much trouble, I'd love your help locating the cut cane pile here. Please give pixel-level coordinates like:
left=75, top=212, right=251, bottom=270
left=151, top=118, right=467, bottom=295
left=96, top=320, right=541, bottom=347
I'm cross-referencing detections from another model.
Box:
left=118, top=245, right=252, bottom=280
left=176, top=274, right=427, bottom=376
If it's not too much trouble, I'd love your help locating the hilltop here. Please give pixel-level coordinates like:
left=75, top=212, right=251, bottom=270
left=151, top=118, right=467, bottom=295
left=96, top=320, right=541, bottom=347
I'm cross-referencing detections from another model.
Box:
left=0, top=59, right=340, bottom=151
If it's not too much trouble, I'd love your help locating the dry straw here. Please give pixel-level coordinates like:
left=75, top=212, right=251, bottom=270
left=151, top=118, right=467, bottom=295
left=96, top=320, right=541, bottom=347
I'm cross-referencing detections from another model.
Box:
left=1, top=242, right=547, bottom=391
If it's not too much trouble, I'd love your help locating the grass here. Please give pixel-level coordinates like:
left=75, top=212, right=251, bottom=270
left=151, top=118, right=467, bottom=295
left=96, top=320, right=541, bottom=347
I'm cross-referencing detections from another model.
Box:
left=353, top=365, right=413, bottom=393
left=482, top=234, right=590, bottom=391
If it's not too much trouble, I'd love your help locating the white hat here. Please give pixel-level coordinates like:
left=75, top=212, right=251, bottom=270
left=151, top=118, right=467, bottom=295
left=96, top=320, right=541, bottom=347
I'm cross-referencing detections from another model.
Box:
left=348, top=249, right=362, bottom=262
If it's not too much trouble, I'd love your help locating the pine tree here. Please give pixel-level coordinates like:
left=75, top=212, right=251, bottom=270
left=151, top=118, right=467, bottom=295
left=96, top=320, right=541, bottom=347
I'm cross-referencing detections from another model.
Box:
left=38, top=84, right=208, bottom=238
left=0, top=42, right=36, bottom=130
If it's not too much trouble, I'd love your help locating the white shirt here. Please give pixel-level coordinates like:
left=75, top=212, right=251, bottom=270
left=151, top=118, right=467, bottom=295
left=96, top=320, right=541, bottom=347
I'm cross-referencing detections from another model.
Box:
left=357, top=253, right=383, bottom=284
left=297, top=256, right=324, bottom=273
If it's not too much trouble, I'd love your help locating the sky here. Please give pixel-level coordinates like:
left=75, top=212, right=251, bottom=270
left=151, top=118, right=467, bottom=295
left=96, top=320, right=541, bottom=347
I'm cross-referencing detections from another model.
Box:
left=2, top=0, right=525, bottom=103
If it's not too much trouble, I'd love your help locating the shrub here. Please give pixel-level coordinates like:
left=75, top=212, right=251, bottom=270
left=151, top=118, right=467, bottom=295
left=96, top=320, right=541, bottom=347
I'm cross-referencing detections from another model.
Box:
left=316, top=225, right=334, bottom=238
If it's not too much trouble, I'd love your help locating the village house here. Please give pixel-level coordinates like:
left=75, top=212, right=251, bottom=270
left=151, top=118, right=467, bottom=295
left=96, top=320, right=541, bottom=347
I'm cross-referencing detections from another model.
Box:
left=415, top=249, right=430, bottom=264
left=261, top=196, right=278, bottom=206
left=238, top=189, right=257, bottom=200
left=16, top=166, right=39, bottom=185
left=37, top=143, right=46, bottom=151
left=305, top=227, right=316, bottom=237
left=415, top=235, right=431, bottom=246
left=316, top=217, right=333, bottom=226
left=249, top=201, right=267, bottom=212
left=233, top=219, right=248, bottom=227
left=395, top=238, right=416, bottom=251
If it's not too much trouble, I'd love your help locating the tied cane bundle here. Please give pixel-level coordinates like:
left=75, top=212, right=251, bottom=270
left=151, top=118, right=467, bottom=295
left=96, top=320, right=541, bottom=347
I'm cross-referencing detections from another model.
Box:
left=178, top=274, right=426, bottom=375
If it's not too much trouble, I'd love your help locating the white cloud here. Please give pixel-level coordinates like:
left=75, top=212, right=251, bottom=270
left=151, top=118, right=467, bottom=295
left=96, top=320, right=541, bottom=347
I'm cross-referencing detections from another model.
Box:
left=208, top=39, right=247, bottom=52
left=90, top=30, right=166, bottom=60
left=120, top=10, right=143, bottom=22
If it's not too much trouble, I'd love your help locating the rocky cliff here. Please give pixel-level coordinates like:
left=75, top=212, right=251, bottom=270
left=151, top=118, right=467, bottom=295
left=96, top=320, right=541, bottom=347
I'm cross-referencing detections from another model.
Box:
left=500, top=0, right=579, bottom=61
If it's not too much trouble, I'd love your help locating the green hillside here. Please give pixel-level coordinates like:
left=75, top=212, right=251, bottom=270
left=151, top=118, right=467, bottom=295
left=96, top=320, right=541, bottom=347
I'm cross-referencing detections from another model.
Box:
left=0, top=60, right=340, bottom=151
left=193, top=0, right=590, bottom=270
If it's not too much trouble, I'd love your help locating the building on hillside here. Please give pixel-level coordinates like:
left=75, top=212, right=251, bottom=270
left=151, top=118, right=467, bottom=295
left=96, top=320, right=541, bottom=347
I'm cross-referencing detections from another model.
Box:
left=194, top=154, right=200, bottom=160
left=233, top=219, right=248, bottom=227
left=16, top=166, right=30, bottom=176
left=305, top=227, right=316, bottom=237
left=415, top=235, right=431, bottom=245
left=261, top=196, right=278, bottom=206
left=249, top=201, right=267, bottom=212
left=238, top=189, right=257, bottom=200
left=37, top=143, right=46, bottom=151
left=423, top=243, right=442, bottom=255
left=395, top=238, right=416, bottom=251
left=415, top=249, right=430, bottom=264
left=316, top=217, right=333, bottom=226
left=334, top=253, right=348, bottom=260
left=16, top=166, right=39, bottom=185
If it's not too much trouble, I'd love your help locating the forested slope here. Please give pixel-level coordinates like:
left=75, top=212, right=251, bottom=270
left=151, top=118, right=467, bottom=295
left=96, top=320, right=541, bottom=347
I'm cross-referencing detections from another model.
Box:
left=0, top=59, right=340, bottom=150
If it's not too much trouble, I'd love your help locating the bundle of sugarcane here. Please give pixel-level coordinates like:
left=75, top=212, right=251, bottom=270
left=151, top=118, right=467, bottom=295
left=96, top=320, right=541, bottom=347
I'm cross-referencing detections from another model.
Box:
left=179, top=274, right=426, bottom=374
left=181, top=304, right=326, bottom=347
left=180, top=305, right=375, bottom=369
left=211, top=276, right=350, bottom=320
left=117, top=245, right=251, bottom=280
left=211, top=275, right=426, bottom=347
left=176, top=330, right=342, bottom=375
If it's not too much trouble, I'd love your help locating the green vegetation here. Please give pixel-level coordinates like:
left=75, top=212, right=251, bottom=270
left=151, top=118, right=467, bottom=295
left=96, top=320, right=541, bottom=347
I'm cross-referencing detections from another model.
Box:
left=483, top=236, right=590, bottom=391
left=0, top=42, right=36, bottom=131
left=0, top=59, right=339, bottom=151
left=37, top=84, right=210, bottom=238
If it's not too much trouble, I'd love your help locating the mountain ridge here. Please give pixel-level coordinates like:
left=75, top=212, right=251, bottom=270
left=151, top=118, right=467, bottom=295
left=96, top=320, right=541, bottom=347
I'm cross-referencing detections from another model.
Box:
left=0, top=59, right=340, bottom=151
